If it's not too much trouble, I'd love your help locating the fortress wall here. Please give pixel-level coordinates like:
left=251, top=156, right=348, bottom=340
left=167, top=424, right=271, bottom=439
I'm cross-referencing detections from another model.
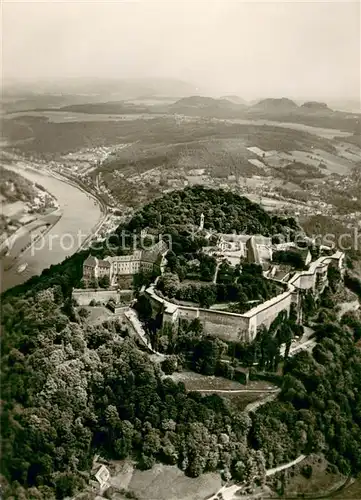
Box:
left=147, top=289, right=166, bottom=313
left=248, top=291, right=293, bottom=338
left=164, top=309, right=179, bottom=323
left=145, top=251, right=344, bottom=343
left=291, top=273, right=316, bottom=290
left=178, top=307, right=199, bottom=321
left=73, top=289, right=120, bottom=305
left=146, top=286, right=293, bottom=343
left=196, top=309, right=251, bottom=342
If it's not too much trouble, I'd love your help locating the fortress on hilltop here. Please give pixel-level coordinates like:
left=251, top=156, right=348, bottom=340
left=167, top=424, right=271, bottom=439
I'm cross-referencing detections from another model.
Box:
left=144, top=250, right=345, bottom=343
left=80, top=211, right=345, bottom=344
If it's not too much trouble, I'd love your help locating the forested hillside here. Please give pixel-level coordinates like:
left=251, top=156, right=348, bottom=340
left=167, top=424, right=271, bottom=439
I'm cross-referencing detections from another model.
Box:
left=0, top=165, right=36, bottom=203
left=2, top=189, right=361, bottom=499
left=127, top=186, right=299, bottom=236
left=0, top=284, right=262, bottom=499
left=2, top=277, right=361, bottom=499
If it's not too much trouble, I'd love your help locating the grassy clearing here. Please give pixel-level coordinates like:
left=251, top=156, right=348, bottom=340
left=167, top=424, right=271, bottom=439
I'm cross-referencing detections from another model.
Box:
left=267, top=454, right=347, bottom=498
left=107, top=461, right=222, bottom=500
left=331, top=477, right=361, bottom=499
left=170, top=371, right=276, bottom=391
left=80, top=305, right=114, bottom=324
left=169, top=372, right=277, bottom=411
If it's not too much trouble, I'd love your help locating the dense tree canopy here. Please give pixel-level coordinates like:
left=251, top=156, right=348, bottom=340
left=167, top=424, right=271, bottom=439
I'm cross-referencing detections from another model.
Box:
left=2, top=187, right=361, bottom=499
left=126, top=186, right=299, bottom=236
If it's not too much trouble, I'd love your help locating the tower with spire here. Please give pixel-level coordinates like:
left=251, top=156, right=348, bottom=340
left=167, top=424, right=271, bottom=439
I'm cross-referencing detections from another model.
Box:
left=199, top=213, right=205, bottom=231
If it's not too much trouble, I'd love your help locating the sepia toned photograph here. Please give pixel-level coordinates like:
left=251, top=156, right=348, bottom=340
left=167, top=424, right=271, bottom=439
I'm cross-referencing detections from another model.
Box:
left=1, top=0, right=360, bottom=499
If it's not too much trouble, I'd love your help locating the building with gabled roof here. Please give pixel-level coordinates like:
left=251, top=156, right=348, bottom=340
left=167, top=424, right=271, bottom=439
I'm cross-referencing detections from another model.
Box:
left=83, top=240, right=168, bottom=286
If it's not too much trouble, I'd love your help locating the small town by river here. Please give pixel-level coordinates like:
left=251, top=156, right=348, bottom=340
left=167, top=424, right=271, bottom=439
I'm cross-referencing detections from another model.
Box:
left=1, top=166, right=103, bottom=292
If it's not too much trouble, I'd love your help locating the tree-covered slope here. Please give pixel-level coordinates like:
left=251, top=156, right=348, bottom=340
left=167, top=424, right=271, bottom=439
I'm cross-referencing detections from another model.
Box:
left=127, top=186, right=299, bottom=236
left=0, top=165, right=37, bottom=204
left=2, top=188, right=361, bottom=499
left=2, top=277, right=361, bottom=499
left=1, top=285, right=260, bottom=499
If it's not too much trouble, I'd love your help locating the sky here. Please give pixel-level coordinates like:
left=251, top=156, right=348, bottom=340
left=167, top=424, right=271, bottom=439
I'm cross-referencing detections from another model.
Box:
left=2, top=0, right=360, bottom=100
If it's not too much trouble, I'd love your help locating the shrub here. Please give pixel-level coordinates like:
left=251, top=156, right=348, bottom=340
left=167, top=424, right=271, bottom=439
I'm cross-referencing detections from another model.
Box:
left=301, top=464, right=313, bottom=479
left=161, top=356, right=177, bottom=375
left=78, top=307, right=90, bottom=319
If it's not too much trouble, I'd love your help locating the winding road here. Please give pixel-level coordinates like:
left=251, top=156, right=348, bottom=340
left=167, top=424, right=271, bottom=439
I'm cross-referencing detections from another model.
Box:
left=208, top=455, right=306, bottom=500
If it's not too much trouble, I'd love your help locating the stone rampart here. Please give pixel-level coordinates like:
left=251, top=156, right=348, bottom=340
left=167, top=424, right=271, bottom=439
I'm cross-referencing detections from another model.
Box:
left=145, top=285, right=293, bottom=343
left=194, top=308, right=251, bottom=342
left=144, top=251, right=344, bottom=343
left=73, top=289, right=120, bottom=306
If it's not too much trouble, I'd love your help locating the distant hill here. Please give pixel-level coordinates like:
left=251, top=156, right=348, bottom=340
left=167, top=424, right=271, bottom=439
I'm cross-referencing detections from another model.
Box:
left=220, top=95, right=248, bottom=106
left=244, top=97, right=360, bottom=133
left=171, top=95, right=235, bottom=109
left=3, top=78, right=199, bottom=100
left=169, top=95, right=246, bottom=117
left=300, top=101, right=332, bottom=112
left=250, top=98, right=299, bottom=113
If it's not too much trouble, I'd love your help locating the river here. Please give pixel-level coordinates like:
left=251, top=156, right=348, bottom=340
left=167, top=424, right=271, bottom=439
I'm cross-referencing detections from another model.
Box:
left=1, top=166, right=103, bottom=292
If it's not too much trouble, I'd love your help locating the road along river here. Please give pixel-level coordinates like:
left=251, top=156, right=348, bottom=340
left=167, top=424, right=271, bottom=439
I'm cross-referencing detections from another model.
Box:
left=1, top=165, right=103, bottom=292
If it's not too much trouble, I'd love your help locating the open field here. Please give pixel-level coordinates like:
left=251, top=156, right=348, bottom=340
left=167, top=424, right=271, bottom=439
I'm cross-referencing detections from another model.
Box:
left=224, top=117, right=353, bottom=139
left=5, top=110, right=161, bottom=123
left=169, top=371, right=278, bottom=411
left=79, top=305, right=115, bottom=324
left=2, top=98, right=360, bottom=226
left=169, top=371, right=244, bottom=390
left=169, top=371, right=275, bottom=391
left=105, top=461, right=222, bottom=500
left=266, top=454, right=349, bottom=499
left=331, top=477, right=361, bottom=499
left=2, top=112, right=340, bottom=156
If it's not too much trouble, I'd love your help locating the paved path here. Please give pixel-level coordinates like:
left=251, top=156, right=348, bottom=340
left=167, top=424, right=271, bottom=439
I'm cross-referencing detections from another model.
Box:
left=124, top=310, right=165, bottom=358
left=208, top=455, right=306, bottom=500
left=207, top=484, right=241, bottom=500
left=213, top=261, right=220, bottom=284
left=245, top=390, right=280, bottom=413
left=199, top=389, right=280, bottom=394
left=266, top=454, right=306, bottom=476
left=280, top=326, right=316, bottom=358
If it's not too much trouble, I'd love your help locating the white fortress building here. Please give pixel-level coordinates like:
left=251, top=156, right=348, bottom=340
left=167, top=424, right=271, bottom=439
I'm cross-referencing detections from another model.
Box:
left=203, top=233, right=273, bottom=267
left=83, top=240, right=168, bottom=285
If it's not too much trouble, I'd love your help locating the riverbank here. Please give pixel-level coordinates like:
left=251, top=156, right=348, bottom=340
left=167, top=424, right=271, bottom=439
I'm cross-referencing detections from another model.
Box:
left=1, top=211, right=62, bottom=273
left=52, top=169, right=108, bottom=250
left=6, top=160, right=108, bottom=250
left=1, top=161, right=104, bottom=292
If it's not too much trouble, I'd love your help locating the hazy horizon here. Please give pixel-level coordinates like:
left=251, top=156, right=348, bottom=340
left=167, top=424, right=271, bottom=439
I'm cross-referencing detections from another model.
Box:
left=2, top=0, right=360, bottom=102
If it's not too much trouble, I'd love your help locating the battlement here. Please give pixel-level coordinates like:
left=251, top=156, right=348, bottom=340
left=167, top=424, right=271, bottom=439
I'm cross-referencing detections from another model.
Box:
left=145, top=250, right=344, bottom=343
